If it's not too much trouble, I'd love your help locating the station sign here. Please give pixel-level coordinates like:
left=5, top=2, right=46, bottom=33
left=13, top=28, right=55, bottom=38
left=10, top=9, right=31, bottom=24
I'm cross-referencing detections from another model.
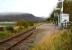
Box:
left=60, top=14, right=69, bottom=23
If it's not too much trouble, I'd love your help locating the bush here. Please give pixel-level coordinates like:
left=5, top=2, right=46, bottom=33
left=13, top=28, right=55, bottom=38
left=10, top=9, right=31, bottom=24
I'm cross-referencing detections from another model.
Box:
left=16, top=21, right=34, bottom=28
left=6, top=27, right=14, bottom=32
left=0, top=31, right=12, bottom=39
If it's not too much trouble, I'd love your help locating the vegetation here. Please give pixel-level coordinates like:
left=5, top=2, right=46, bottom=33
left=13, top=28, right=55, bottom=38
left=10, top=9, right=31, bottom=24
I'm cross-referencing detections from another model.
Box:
left=27, top=19, right=72, bottom=50
left=46, top=9, right=60, bottom=24
left=29, top=29, right=72, bottom=50
left=0, top=27, right=13, bottom=40
left=63, top=0, right=72, bottom=21
left=46, top=11, right=54, bottom=23
left=0, top=32, right=12, bottom=39
left=0, top=21, right=35, bottom=40
left=16, top=21, right=34, bottom=27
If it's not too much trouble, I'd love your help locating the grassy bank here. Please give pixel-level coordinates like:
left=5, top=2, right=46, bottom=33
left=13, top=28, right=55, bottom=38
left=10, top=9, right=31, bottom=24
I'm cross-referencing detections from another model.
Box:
left=30, top=30, right=72, bottom=50
left=0, top=31, right=13, bottom=40
left=0, top=21, right=35, bottom=40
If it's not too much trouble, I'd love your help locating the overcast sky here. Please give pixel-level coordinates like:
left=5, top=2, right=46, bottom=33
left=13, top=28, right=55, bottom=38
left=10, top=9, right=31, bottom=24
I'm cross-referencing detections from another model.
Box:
left=0, top=0, right=58, bottom=18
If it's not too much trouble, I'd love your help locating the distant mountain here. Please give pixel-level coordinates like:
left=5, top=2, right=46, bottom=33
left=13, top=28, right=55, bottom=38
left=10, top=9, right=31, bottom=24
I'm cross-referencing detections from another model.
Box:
left=0, top=13, right=44, bottom=22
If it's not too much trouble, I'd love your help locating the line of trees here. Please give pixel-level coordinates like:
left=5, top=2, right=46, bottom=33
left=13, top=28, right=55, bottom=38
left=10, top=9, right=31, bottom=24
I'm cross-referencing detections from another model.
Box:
left=63, top=0, right=72, bottom=21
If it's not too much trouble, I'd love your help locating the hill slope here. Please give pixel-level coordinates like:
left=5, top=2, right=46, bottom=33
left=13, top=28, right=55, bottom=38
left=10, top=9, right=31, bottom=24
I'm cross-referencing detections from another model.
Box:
left=0, top=13, right=44, bottom=22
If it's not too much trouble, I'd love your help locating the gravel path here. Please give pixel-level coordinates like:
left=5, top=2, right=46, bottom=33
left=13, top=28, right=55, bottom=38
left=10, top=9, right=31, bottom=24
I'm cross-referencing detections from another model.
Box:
left=33, top=23, right=59, bottom=44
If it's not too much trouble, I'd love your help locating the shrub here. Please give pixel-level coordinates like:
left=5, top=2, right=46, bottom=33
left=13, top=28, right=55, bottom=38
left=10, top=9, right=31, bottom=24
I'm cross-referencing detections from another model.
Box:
left=16, top=21, right=34, bottom=28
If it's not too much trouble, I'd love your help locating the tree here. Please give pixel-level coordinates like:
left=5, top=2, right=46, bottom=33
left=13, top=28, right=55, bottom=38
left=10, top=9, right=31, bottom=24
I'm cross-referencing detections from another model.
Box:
left=63, top=0, right=72, bottom=21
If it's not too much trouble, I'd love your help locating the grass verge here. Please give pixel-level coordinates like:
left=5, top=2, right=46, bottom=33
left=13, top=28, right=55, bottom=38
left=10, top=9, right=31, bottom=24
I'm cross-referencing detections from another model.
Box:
left=29, top=30, right=72, bottom=50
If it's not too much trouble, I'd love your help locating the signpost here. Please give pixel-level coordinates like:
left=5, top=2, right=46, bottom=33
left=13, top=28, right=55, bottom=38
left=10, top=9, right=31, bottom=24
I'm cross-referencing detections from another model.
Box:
left=60, top=14, right=69, bottom=23
left=60, top=14, right=69, bottom=28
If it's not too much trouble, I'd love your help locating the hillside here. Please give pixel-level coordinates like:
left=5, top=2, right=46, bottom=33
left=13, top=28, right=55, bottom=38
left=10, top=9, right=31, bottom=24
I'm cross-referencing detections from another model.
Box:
left=0, top=13, right=44, bottom=22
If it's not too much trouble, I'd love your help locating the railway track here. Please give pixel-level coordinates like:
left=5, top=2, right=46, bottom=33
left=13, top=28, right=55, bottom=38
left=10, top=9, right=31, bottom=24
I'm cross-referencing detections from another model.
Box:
left=0, top=27, right=37, bottom=50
